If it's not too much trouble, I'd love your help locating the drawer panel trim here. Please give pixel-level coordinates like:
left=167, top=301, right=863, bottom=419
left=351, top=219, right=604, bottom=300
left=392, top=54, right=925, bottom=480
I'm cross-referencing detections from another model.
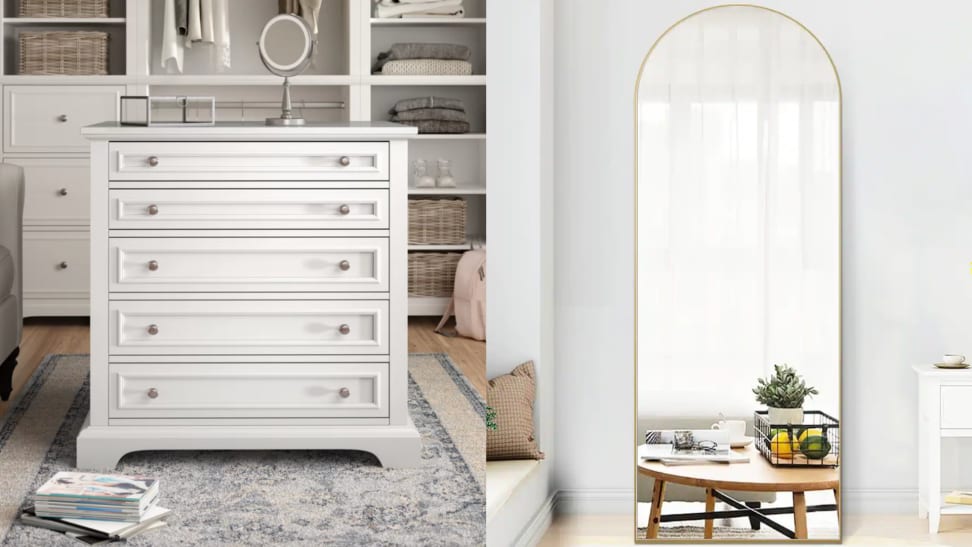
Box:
left=109, top=300, right=389, bottom=355
left=109, top=142, right=390, bottom=181
left=109, top=362, right=388, bottom=418
left=109, top=189, right=389, bottom=230
left=110, top=237, right=389, bottom=293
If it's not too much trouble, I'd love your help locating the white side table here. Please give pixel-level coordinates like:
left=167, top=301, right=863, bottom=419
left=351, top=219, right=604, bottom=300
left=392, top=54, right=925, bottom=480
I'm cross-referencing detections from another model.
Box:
left=914, top=364, right=972, bottom=533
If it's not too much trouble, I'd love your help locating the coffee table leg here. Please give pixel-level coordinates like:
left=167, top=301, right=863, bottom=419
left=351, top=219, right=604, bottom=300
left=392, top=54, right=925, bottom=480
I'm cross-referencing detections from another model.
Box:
left=793, top=491, right=808, bottom=539
left=704, top=488, right=715, bottom=539
left=647, top=479, right=666, bottom=539
left=834, top=485, right=841, bottom=525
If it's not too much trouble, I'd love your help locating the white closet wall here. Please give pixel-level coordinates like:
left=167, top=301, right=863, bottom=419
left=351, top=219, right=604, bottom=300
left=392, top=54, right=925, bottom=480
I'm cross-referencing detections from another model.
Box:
left=1, top=0, right=486, bottom=317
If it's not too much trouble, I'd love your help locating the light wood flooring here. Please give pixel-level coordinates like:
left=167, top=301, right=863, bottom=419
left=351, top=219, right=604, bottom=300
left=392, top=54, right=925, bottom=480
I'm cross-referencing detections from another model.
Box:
left=540, top=513, right=972, bottom=546
left=2, top=316, right=484, bottom=418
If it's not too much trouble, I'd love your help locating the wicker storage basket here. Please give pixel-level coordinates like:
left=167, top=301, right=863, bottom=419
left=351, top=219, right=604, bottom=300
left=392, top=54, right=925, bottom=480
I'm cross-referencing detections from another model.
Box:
left=19, top=30, right=108, bottom=75
left=409, top=252, right=463, bottom=297
left=19, top=0, right=109, bottom=18
left=408, top=198, right=467, bottom=245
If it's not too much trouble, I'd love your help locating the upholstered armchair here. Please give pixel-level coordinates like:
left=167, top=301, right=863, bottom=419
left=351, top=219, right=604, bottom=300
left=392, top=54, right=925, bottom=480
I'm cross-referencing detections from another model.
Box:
left=0, top=164, right=24, bottom=401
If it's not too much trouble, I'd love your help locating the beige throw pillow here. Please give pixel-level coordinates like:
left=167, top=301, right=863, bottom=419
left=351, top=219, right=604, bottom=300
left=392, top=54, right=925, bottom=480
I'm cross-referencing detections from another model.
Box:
left=487, top=361, right=544, bottom=461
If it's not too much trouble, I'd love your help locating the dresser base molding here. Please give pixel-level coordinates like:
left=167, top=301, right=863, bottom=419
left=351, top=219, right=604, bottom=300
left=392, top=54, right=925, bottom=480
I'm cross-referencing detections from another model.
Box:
left=75, top=416, right=423, bottom=470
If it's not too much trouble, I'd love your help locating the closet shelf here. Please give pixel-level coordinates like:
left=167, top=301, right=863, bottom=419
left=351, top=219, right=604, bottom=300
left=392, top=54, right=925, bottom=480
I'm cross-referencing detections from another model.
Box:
left=3, top=17, right=127, bottom=24
left=408, top=243, right=473, bottom=251
left=408, top=133, right=487, bottom=141
left=0, top=74, right=131, bottom=84
left=364, top=75, right=486, bottom=86
left=370, top=18, right=486, bottom=26
left=408, top=296, right=451, bottom=316
left=408, top=185, right=486, bottom=196
left=147, top=74, right=354, bottom=86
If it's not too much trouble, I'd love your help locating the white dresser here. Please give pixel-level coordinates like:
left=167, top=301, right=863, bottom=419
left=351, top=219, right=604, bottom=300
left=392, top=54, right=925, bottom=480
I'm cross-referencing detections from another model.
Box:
left=914, top=364, right=972, bottom=533
left=76, top=122, right=421, bottom=469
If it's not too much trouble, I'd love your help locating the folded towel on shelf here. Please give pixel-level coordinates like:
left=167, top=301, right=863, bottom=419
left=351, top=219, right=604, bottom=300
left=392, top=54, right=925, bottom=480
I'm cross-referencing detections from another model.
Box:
left=373, top=42, right=470, bottom=72
left=392, top=108, right=468, bottom=122
left=396, top=120, right=470, bottom=134
left=381, top=59, right=472, bottom=76
left=390, top=96, right=466, bottom=113
left=374, top=0, right=462, bottom=19
left=400, top=8, right=464, bottom=18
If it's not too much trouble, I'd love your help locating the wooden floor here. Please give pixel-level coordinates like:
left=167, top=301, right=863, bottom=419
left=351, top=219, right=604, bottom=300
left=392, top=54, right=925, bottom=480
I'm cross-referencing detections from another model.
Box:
left=2, top=315, right=484, bottom=418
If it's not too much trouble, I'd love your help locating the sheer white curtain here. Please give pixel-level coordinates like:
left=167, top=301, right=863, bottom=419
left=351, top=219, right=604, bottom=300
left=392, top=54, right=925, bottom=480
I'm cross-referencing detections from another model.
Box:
left=637, top=8, right=840, bottom=418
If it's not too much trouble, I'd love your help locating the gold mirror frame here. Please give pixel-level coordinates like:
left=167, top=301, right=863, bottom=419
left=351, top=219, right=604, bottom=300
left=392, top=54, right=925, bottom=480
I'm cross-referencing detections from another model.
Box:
left=632, top=4, right=843, bottom=543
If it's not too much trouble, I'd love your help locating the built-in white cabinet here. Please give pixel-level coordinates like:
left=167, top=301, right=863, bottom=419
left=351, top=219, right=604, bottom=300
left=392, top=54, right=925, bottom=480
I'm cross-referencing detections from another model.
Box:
left=2, top=0, right=486, bottom=317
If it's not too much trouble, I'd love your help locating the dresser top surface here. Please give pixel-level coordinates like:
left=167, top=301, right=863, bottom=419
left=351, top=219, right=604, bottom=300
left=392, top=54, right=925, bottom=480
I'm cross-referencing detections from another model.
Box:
left=82, top=121, right=418, bottom=141
left=912, top=363, right=972, bottom=376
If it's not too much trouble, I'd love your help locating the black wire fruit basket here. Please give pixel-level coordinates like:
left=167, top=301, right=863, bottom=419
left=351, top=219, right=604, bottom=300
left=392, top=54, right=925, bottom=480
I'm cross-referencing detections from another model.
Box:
left=754, top=410, right=839, bottom=468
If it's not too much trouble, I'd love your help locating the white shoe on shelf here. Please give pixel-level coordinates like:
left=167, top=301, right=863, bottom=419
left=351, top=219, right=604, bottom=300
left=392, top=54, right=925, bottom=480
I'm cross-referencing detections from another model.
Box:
left=436, top=159, right=456, bottom=187
left=413, top=159, right=435, bottom=188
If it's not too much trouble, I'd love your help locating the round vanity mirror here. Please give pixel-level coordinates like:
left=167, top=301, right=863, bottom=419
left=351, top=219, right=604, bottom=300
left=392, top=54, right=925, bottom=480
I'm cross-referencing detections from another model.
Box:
left=258, top=14, right=315, bottom=126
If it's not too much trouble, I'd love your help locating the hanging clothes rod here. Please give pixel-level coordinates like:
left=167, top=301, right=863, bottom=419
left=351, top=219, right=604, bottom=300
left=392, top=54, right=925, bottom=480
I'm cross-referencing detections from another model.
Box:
left=153, top=100, right=345, bottom=110
left=215, top=100, right=345, bottom=110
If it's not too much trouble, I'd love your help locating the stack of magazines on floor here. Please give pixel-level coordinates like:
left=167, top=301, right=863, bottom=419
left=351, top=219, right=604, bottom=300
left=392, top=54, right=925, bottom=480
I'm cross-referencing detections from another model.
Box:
left=390, top=96, right=470, bottom=134
left=20, top=472, right=170, bottom=544
left=374, top=0, right=466, bottom=19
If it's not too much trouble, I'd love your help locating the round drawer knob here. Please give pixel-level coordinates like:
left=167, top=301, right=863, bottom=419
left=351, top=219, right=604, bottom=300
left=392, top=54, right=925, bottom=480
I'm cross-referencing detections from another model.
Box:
left=339, top=260, right=351, bottom=271
left=147, top=324, right=159, bottom=336
left=338, top=324, right=351, bottom=335
left=147, top=204, right=159, bottom=216
left=339, top=387, right=351, bottom=399
left=148, top=260, right=159, bottom=271
left=338, top=204, right=351, bottom=215
left=339, top=156, right=351, bottom=166
left=57, top=114, right=68, bottom=123
left=57, top=261, right=68, bottom=270
left=147, top=156, right=160, bottom=167
left=147, top=388, right=159, bottom=399
left=57, top=188, right=68, bottom=197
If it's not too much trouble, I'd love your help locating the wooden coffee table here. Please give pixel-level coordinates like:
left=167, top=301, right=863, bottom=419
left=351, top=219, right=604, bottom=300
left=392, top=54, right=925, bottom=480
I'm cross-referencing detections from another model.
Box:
left=638, top=445, right=839, bottom=540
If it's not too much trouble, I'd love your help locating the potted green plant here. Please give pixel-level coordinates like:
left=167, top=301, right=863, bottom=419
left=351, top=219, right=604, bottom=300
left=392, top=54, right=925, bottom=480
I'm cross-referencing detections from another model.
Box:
left=753, top=364, right=818, bottom=424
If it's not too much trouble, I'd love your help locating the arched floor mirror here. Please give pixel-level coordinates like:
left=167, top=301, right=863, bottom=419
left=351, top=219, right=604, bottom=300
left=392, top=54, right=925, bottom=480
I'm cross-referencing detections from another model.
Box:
left=634, top=5, right=841, bottom=542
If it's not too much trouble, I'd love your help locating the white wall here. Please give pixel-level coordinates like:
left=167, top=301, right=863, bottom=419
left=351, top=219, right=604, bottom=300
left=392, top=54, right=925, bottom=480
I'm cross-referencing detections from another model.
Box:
left=486, top=0, right=557, bottom=541
left=554, top=0, right=972, bottom=513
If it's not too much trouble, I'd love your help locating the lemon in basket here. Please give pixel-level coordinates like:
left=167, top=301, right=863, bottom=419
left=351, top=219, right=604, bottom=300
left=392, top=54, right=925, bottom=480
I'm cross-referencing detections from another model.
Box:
left=797, top=428, right=823, bottom=444
left=799, top=435, right=832, bottom=460
left=769, top=431, right=796, bottom=457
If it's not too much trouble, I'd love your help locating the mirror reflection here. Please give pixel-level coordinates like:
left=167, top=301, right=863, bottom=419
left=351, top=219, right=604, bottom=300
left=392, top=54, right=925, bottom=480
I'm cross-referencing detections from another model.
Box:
left=635, top=6, right=841, bottom=542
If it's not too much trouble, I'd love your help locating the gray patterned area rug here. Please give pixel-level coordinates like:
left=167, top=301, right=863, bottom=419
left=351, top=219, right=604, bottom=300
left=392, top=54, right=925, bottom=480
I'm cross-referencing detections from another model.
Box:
left=0, top=353, right=485, bottom=546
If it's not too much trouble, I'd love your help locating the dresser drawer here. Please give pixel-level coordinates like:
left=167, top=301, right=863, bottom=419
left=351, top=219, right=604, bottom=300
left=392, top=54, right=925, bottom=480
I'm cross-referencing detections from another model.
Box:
left=941, top=385, right=972, bottom=428
left=109, top=300, right=388, bottom=355
left=109, top=142, right=389, bottom=182
left=22, top=159, right=90, bottom=226
left=5, top=86, right=123, bottom=153
left=109, top=362, right=388, bottom=419
left=108, top=189, right=388, bottom=230
left=23, top=231, right=89, bottom=299
left=110, top=238, right=388, bottom=293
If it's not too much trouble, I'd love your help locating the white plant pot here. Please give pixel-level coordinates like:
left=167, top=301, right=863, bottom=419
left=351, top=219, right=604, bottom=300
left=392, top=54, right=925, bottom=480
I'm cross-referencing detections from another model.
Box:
left=767, top=407, right=804, bottom=425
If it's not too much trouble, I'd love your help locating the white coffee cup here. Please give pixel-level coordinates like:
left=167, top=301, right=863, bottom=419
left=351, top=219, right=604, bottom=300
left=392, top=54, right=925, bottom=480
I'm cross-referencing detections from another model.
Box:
left=943, top=354, right=966, bottom=365
left=711, top=419, right=747, bottom=440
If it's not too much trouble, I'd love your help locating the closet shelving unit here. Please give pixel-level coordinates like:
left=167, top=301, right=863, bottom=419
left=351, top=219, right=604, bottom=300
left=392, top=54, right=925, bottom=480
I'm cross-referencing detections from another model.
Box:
left=362, top=0, right=487, bottom=316
left=3, top=0, right=485, bottom=317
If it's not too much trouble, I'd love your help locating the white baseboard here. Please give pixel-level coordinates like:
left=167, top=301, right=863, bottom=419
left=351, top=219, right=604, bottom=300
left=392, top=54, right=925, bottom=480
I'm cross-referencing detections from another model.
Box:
left=842, top=489, right=916, bottom=515
left=555, top=488, right=632, bottom=514
left=516, top=492, right=556, bottom=547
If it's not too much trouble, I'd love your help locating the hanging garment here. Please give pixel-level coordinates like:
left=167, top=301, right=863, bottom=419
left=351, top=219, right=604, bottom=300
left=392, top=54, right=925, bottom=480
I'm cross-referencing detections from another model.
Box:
left=212, top=0, right=230, bottom=70
left=161, top=0, right=184, bottom=72
left=185, top=0, right=201, bottom=46
left=299, top=0, right=322, bottom=35
left=175, top=0, right=188, bottom=35
left=200, top=0, right=215, bottom=43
